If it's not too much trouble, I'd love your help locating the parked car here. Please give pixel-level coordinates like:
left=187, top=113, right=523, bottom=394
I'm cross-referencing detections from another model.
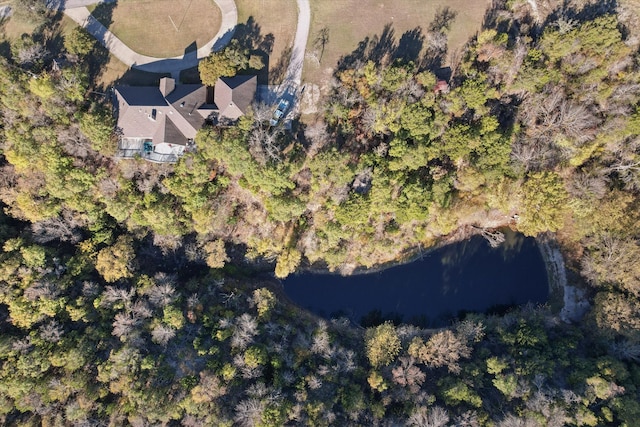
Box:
left=269, top=99, right=290, bottom=126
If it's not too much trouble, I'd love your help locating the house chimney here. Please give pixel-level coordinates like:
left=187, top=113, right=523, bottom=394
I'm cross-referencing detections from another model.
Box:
left=159, top=77, right=175, bottom=97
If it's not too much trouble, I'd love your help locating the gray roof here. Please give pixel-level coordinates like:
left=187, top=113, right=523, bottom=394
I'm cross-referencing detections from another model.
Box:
left=114, top=76, right=256, bottom=146
left=214, top=75, right=258, bottom=120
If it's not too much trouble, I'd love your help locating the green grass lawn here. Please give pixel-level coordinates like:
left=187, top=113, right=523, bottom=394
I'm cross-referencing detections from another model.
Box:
left=88, top=0, right=221, bottom=58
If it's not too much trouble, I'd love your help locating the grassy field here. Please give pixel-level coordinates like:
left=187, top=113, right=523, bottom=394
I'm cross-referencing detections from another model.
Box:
left=304, top=0, right=492, bottom=87
left=235, top=0, right=297, bottom=84
left=88, top=0, right=221, bottom=58
left=0, top=16, right=38, bottom=42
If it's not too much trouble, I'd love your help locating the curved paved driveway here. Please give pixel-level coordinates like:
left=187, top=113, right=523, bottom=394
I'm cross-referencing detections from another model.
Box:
left=286, top=0, right=310, bottom=87
left=62, top=0, right=237, bottom=75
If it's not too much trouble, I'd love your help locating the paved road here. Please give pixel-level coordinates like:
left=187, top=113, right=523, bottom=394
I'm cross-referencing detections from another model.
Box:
left=62, top=0, right=237, bottom=75
left=286, top=0, right=310, bottom=87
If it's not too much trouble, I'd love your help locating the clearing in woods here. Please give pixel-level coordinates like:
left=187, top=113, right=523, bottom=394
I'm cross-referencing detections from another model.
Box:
left=304, top=0, right=492, bottom=87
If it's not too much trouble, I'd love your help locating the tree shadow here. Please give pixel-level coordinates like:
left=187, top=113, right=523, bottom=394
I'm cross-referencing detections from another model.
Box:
left=269, top=45, right=291, bottom=86
left=543, top=0, right=618, bottom=30
left=0, top=39, right=10, bottom=61
left=90, top=1, right=116, bottom=29
left=83, top=1, right=117, bottom=89
left=337, top=23, right=398, bottom=71
left=337, top=9, right=460, bottom=75
left=233, top=16, right=275, bottom=84
left=429, top=6, right=457, bottom=33
left=394, top=27, right=424, bottom=64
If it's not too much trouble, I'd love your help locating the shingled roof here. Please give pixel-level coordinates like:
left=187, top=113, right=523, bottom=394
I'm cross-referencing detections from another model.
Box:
left=214, top=75, right=258, bottom=120
left=113, top=76, right=257, bottom=148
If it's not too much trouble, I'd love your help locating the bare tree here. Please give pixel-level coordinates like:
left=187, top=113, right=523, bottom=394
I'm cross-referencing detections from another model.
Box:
left=112, top=312, right=141, bottom=341
left=232, top=313, right=258, bottom=350
left=407, top=406, right=450, bottom=427
left=12, top=337, right=33, bottom=354
left=248, top=125, right=284, bottom=164
left=131, top=300, right=152, bottom=319
left=234, top=399, right=264, bottom=427
left=151, top=324, right=176, bottom=346
left=454, top=411, right=481, bottom=427
left=147, top=283, right=176, bottom=308
left=392, top=356, right=426, bottom=393
left=456, top=320, right=486, bottom=343
left=497, top=413, right=544, bottom=427
left=311, top=321, right=333, bottom=358
left=16, top=42, right=48, bottom=67
left=192, top=371, right=227, bottom=402
left=304, top=121, right=330, bottom=156
left=101, top=286, right=134, bottom=309
left=24, top=280, right=59, bottom=302
left=410, top=330, right=471, bottom=374
left=31, top=211, right=83, bottom=243
left=39, top=320, right=64, bottom=343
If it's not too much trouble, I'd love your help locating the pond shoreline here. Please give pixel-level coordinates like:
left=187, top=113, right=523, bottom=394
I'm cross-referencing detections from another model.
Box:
left=282, top=225, right=550, bottom=327
left=266, top=223, right=582, bottom=325
left=294, top=224, right=501, bottom=277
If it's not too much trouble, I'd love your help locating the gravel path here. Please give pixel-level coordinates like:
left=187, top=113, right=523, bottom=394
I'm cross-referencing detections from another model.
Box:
left=61, top=0, right=237, bottom=75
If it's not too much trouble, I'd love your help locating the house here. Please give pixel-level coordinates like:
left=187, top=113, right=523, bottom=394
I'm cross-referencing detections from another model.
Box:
left=113, top=75, right=257, bottom=163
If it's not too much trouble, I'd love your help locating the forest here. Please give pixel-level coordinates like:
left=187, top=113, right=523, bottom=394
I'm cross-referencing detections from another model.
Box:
left=0, top=0, right=639, bottom=425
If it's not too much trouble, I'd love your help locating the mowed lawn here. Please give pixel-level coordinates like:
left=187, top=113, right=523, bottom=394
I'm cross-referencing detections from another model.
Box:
left=305, top=0, right=492, bottom=85
left=88, top=0, right=221, bottom=58
left=235, top=0, right=298, bottom=84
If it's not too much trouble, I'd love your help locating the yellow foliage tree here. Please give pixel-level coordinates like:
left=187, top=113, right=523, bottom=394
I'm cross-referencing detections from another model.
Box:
left=95, top=236, right=135, bottom=283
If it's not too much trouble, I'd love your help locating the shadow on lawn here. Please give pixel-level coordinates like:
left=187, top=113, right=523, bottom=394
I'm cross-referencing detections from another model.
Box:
left=87, top=0, right=117, bottom=90
left=234, top=16, right=275, bottom=85
left=336, top=7, right=459, bottom=74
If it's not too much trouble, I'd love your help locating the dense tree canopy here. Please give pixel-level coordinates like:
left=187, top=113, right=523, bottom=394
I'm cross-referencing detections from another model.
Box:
left=0, top=1, right=638, bottom=425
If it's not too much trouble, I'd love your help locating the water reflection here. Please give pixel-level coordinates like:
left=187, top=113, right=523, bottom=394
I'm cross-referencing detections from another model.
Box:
left=283, top=231, right=548, bottom=327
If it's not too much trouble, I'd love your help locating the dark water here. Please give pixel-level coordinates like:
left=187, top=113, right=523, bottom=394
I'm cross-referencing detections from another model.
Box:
left=282, top=230, right=549, bottom=327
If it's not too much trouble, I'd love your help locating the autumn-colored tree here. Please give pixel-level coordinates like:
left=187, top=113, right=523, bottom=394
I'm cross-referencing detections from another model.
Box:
left=95, top=236, right=136, bottom=282
left=518, top=172, right=568, bottom=236
left=365, top=321, right=401, bottom=368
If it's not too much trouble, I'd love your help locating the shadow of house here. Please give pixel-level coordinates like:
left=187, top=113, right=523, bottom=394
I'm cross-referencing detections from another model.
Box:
left=114, top=76, right=256, bottom=163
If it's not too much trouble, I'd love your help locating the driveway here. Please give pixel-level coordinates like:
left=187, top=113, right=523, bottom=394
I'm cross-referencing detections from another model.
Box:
left=56, top=0, right=312, bottom=111
left=286, top=0, right=310, bottom=87
left=60, top=0, right=237, bottom=76
left=259, top=0, right=310, bottom=119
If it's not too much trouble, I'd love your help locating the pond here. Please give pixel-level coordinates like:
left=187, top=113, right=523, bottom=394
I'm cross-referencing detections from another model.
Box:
left=282, top=230, right=549, bottom=327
